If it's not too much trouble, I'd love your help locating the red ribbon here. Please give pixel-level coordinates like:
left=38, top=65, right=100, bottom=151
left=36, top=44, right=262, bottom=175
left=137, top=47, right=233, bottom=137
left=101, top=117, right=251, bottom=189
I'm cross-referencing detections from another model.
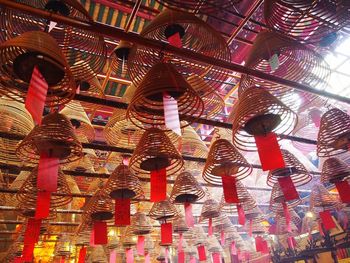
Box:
left=25, top=66, right=49, bottom=125
left=184, top=203, right=195, bottom=227
left=22, top=219, right=41, bottom=261
left=222, top=175, right=239, bottom=203
left=208, top=218, right=213, bottom=236
left=335, top=181, right=350, bottom=203
left=37, top=154, right=59, bottom=192
left=278, top=176, right=299, bottom=201
left=115, top=198, right=131, bottom=226
left=137, top=236, right=145, bottom=256
left=93, top=221, right=108, bottom=245
left=237, top=204, right=245, bottom=225
left=150, top=168, right=167, bottom=202
left=161, top=223, right=173, bottom=245
left=254, top=133, right=285, bottom=171
left=167, top=32, right=182, bottom=48
left=35, top=191, right=51, bottom=219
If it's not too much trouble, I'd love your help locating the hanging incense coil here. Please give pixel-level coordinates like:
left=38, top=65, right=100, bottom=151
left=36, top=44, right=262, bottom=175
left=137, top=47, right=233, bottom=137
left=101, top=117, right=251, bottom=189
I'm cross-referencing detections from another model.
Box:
left=245, top=206, right=264, bottom=222
left=90, top=245, right=108, bottom=263
left=173, top=216, right=189, bottom=234
left=0, top=96, right=34, bottom=165
left=104, top=164, right=143, bottom=201
left=321, top=157, right=350, bottom=184
left=0, top=0, right=107, bottom=81
left=128, top=8, right=231, bottom=95
left=181, top=122, right=208, bottom=158
left=149, top=199, right=179, bottom=221
left=203, top=138, right=252, bottom=185
left=16, top=167, right=72, bottom=217
left=267, top=150, right=311, bottom=187
left=130, top=212, right=153, bottom=235
left=219, top=182, right=257, bottom=215
left=275, top=209, right=302, bottom=235
left=269, top=183, right=301, bottom=213
left=200, top=198, right=221, bottom=220
left=60, top=100, right=95, bottom=142
left=317, top=108, right=350, bottom=157
left=0, top=31, right=76, bottom=105
left=104, top=109, right=144, bottom=149
left=129, top=127, right=184, bottom=178
left=239, top=31, right=330, bottom=99
left=170, top=171, right=205, bottom=203
left=83, top=188, right=114, bottom=222
left=232, top=86, right=297, bottom=152
left=212, top=214, right=232, bottom=232
left=187, top=75, right=225, bottom=119
left=264, top=0, right=349, bottom=45
left=126, top=62, right=204, bottom=130
left=121, top=226, right=137, bottom=248
left=16, top=112, right=83, bottom=164
left=309, top=183, right=340, bottom=212
left=247, top=219, right=268, bottom=235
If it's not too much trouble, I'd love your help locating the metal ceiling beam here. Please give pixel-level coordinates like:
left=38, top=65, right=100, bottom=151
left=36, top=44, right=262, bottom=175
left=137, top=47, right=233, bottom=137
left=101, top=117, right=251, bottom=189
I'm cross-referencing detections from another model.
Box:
left=1, top=0, right=349, bottom=104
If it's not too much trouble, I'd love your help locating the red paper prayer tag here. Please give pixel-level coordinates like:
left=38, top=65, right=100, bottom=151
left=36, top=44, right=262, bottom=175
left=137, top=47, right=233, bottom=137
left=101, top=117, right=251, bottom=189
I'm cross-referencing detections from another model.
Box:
left=283, top=202, right=291, bottom=232
left=231, top=241, right=237, bottom=255
left=126, top=248, right=134, bottom=263
left=335, top=181, right=350, bottom=203
left=189, top=257, right=196, bottom=263
left=184, top=203, right=195, bottom=227
left=24, top=218, right=41, bottom=245
left=222, top=175, right=239, bottom=203
left=109, top=249, right=116, bottom=263
left=93, top=221, right=108, bottom=245
left=167, top=32, right=182, bottom=48
left=25, top=66, right=49, bottom=125
left=137, top=236, right=145, bottom=256
left=220, top=230, right=225, bottom=246
left=255, top=236, right=264, bottom=252
left=319, top=210, right=336, bottom=230
left=35, top=191, right=51, bottom=219
left=254, top=133, right=285, bottom=171
left=78, top=247, right=87, bottom=263
left=115, top=198, right=131, bottom=226
left=161, top=223, right=173, bottom=245
left=22, top=243, right=35, bottom=262
left=208, top=218, right=213, bottom=236
left=212, top=252, right=221, bottom=263
left=249, top=219, right=253, bottom=237
left=150, top=168, right=167, bottom=202
left=198, top=245, right=206, bottom=261
left=178, top=251, right=185, bottom=263
left=237, top=204, right=245, bottom=225
left=37, top=154, right=59, bottom=192
left=145, top=253, right=151, bottom=263
left=278, top=176, right=299, bottom=201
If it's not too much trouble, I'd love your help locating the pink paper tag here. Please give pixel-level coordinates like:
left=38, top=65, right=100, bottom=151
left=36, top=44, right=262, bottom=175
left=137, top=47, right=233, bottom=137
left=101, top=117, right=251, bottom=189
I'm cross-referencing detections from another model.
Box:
left=137, top=236, right=145, bottom=256
left=109, top=249, right=116, bottom=263
left=184, top=203, right=195, bottom=227
left=231, top=241, right=237, bottom=255
left=126, top=248, right=134, bottom=263
left=220, top=230, right=225, bottom=246
left=208, top=218, right=213, bottom=236
left=37, top=154, right=59, bottom=192
left=212, top=252, right=221, bottom=263
left=145, top=253, right=150, bottom=263
left=178, top=233, right=183, bottom=252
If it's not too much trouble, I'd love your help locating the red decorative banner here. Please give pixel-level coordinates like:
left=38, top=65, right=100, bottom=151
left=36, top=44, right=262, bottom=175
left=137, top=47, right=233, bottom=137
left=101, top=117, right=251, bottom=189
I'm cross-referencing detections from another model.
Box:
left=115, top=198, right=131, bottom=226
left=137, top=236, right=145, bottom=256
left=161, top=223, right=173, bottom=245
left=184, top=203, right=195, bottom=227
left=35, top=191, right=51, bottom=219
left=178, top=251, right=185, bottom=263
left=278, top=176, right=299, bottom=201
left=25, top=66, right=49, bottom=125
left=237, top=204, right=245, bottom=225
left=197, top=245, right=206, bottom=261
left=222, top=175, right=239, bottom=203
left=212, top=252, right=221, bottom=263
left=319, top=210, right=336, bottom=230
left=208, top=218, right=213, bottom=236
left=78, top=247, right=87, bottom=263
left=335, top=181, right=350, bottom=203
left=254, top=133, right=285, bottom=171
left=150, top=168, right=167, bottom=202
left=93, top=221, right=108, bottom=245
left=37, top=154, right=59, bottom=192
